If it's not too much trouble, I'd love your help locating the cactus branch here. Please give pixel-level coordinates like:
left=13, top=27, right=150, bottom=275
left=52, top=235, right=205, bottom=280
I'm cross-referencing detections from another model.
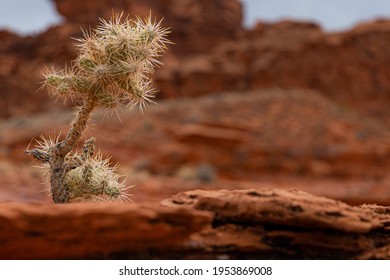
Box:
left=60, top=97, right=98, bottom=157
left=25, top=149, right=50, bottom=163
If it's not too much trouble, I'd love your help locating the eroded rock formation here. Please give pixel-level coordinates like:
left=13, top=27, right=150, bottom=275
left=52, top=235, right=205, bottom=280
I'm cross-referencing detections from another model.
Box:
left=1, top=189, right=389, bottom=259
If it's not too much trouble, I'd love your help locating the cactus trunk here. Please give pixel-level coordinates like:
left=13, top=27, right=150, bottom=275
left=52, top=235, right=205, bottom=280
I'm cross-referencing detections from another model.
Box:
left=49, top=98, right=97, bottom=203
left=49, top=156, right=68, bottom=203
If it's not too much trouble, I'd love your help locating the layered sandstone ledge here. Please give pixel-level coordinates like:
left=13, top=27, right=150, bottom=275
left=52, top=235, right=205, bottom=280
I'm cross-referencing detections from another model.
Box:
left=1, top=188, right=389, bottom=259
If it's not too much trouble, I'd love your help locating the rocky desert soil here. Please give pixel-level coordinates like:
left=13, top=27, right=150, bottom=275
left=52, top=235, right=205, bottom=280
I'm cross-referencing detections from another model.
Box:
left=0, top=0, right=390, bottom=259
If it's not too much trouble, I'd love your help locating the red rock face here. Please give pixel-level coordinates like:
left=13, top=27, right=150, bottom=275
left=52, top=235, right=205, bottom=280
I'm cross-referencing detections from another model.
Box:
left=1, top=1, right=390, bottom=121
left=53, top=0, right=244, bottom=55
left=159, top=19, right=390, bottom=121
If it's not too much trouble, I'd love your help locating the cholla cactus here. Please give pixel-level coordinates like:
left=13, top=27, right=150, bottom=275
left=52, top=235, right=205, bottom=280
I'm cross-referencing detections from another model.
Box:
left=26, top=13, right=170, bottom=203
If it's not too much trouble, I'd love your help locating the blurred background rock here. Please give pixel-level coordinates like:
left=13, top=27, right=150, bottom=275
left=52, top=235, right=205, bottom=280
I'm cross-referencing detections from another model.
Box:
left=0, top=0, right=389, bottom=205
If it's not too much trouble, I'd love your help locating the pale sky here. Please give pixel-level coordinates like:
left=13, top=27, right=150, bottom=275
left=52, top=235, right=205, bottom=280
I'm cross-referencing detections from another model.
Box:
left=0, top=0, right=389, bottom=35
left=0, top=0, right=62, bottom=34
left=244, top=0, right=390, bottom=30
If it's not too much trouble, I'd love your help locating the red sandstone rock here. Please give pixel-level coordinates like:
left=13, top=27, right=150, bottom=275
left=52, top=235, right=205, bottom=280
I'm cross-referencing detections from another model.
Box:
left=53, top=0, right=244, bottom=55
left=160, top=19, right=390, bottom=123
left=0, top=201, right=211, bottom=259
left=358, top=244, right=390, bottom=260
left=171, top=124, right=250, bottom=148
left=162, top=188, right=385, bottom=233
left=0, top=29, right=19, bottom=42
left=1, top=188, right=390, bottom=259
left=0, top=24, right=81, bottom=117
left=162, top=188, right=390, bottom=259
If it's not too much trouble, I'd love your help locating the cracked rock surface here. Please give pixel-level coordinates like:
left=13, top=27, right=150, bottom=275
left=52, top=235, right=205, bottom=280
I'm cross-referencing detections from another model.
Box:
left=1, top=189, right=390, bottom=259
